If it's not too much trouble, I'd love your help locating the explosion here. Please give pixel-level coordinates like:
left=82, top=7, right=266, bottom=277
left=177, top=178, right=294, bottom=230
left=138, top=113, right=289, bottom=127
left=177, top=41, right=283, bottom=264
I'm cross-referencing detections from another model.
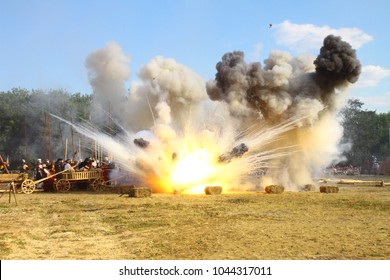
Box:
left=64, top=35, right=361, bottom=194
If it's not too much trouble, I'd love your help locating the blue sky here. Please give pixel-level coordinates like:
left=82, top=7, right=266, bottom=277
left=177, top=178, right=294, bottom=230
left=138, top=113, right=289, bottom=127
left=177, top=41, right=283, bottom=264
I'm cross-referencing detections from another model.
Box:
left=1, top=0, right=389, bottom=112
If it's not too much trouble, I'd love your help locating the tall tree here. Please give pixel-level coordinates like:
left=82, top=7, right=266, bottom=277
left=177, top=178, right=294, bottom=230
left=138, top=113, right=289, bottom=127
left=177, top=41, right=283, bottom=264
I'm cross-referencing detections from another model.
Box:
left=340, top=98, right=390, bottom=168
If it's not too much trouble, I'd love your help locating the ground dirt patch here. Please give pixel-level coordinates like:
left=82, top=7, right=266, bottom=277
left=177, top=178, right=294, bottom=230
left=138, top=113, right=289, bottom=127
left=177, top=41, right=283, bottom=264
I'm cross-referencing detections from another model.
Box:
left=1, top=177, right=389, bottom=260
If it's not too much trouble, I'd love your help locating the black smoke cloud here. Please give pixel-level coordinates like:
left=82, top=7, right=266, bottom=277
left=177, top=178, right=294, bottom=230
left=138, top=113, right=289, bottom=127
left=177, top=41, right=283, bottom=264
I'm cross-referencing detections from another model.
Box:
left=206, top=35, right=361, bottom=122
left=205, top=34, right=361, bottom=189
left=314, top=34, right=361, bottom=91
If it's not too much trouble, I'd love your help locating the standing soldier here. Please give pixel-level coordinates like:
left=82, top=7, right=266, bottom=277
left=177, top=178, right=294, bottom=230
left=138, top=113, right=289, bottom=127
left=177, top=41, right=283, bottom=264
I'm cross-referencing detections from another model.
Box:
left=64, top=159, right=74, bottom=171
left=35, top=159, right=43, bottom=189
left=35, top=159, right=43, bottom=179
left=19, top=159, right=30, bottom=173
left=54, top=158, right=64, bottom=179
left=43, top=163, right=55, bottom=192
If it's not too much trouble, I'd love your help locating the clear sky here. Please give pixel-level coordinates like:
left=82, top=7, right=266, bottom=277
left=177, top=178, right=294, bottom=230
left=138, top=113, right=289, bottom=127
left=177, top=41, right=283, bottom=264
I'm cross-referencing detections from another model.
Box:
left=1, top=0, right=389, bottom=113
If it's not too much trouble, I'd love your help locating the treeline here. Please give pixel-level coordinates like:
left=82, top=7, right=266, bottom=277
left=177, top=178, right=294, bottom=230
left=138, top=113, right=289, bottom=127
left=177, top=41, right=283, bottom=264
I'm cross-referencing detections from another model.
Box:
left=0, top=89, right=389, bottom=169
left=340, top=99, right=390, bottom=166
left=0, top=88, right=92, bottom=169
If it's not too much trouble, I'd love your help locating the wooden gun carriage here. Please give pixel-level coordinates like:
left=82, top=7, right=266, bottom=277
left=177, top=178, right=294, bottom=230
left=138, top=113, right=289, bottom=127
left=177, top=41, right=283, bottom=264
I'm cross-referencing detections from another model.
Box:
left=0, top=168, right=107, bottom=194
left=53, top=169, right=106, bottom=192
left=0, top=173, right=37, bottom=194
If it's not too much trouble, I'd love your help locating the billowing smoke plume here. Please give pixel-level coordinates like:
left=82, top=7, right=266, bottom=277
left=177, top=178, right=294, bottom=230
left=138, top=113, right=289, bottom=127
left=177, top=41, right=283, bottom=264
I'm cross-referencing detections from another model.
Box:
left=75, top=35, right=361, bottom=193
left=206, top=35, right=361, bottom=189
left=314, top=34, right=361, bottom=89
left=85, top=42, right=131, bottom=123
left=207, top=35, right=360, bottom=121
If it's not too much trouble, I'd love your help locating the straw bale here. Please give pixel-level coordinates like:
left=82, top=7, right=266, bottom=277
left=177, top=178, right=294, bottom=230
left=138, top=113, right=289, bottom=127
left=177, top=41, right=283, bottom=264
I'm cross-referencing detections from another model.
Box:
left=265, top=185, right=284, bottom=194
left=129, top=187, right=152, bottom=198
left=113, top=184, right=135, bottom=196
left=319, top=186, right=339, bottom=193
left=173, top=189, right=182, bottom=195
left=204, top=186, right=223, bottom=195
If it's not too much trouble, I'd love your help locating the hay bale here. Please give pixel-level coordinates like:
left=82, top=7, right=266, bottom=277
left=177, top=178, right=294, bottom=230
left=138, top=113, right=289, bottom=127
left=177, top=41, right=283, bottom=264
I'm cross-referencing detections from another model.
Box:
left=299, top=184, right=316, bottom=192
left=204, top=186, right=222, bottom=195
left=112, top=184, right=135, bottom=195
left=265, top=185, right=284, bottom=194
left=129, top=187, right=152, bottom=198
left=173, top=189, right=182, bottom=195
left=319, top=186, right=339, bottom=193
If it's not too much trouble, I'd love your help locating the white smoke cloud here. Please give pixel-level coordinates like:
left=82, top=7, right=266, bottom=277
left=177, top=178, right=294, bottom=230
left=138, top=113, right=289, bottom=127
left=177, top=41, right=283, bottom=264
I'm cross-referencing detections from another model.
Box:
left=131, top=56, right=209, bottom=134
left=274, top=20, right=373, bottom=52
left=251, top=43, right=264, bottom=61
left=85, top=41, right=131, bottom=123
left=354, top=65, right=390, bottom=88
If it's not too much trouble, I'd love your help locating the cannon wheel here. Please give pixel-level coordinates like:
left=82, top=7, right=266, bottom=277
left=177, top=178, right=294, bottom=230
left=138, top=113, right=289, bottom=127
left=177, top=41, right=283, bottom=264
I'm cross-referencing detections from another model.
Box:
left=91, top=178, right=106, bottom=192
left=55, top=179, right=71, bottom=192
left=21, top=179, right=35, bottom=194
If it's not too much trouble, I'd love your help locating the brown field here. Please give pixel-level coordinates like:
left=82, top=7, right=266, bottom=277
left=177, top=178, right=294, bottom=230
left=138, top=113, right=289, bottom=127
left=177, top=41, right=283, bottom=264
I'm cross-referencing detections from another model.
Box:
left=1, top=177, right=389, bottom=260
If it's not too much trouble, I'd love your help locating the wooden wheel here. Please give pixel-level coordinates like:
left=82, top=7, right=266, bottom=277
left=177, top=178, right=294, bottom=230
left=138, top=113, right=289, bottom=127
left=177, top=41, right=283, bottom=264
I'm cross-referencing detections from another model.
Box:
left=21, top=179, right=35, bottom=194
left=55, top=179, right=71, bottom=192
left=91, top=178, right=106, bottom=192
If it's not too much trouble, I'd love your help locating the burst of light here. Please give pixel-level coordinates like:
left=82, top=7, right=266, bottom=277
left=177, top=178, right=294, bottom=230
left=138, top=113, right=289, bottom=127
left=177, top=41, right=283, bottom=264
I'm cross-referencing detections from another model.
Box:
left=182, top=185, right=208, bottom=195
left=169, top=147, right=218, bottom=193
left=52, top=114, right=299, bottom=194
left=260, top=176, right=274, bottom=188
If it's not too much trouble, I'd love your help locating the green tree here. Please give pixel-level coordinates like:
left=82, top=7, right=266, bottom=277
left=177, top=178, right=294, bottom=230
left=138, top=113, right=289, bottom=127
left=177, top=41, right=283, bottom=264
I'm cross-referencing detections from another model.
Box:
left=0, top=88, right=93, bottom=169
left=340, top=98, right=390, bottom=169
left=0, top=88, right=31, bottom=165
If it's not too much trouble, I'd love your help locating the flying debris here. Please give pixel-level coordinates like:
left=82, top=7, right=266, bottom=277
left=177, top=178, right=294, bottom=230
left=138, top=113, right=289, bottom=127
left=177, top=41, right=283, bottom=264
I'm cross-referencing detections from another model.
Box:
left=134, top=138, right=150, bottom=148
left=218, top=143, right=249, bottom=163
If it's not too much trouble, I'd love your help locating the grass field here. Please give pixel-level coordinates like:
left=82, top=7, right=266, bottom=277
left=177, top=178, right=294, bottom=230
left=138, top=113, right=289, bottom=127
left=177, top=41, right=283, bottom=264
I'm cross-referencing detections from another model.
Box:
left=1, top=177, right=389, bottom=260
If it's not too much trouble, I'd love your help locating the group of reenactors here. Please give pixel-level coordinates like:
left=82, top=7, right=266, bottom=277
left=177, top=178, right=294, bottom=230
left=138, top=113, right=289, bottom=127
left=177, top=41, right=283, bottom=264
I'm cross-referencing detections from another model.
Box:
left=0, top=156, right=115, bottom=191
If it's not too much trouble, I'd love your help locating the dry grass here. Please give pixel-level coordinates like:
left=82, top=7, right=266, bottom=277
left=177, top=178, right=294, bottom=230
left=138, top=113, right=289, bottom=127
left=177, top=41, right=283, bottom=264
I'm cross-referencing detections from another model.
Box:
left=1, top=178, right=390, bottom=260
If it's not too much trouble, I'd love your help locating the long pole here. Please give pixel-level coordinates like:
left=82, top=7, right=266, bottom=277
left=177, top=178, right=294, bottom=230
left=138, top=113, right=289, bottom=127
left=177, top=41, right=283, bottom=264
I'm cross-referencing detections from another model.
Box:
left=65, top=138, right=68, bottom=160
left=78, top=138, right=81, bottom=161
left=43, top=112, right=47, bottom=162
left=108, top=103, right=112, bottom=161
left=24, top=116, right=28, bottom=159
left=91, top=126, right=95, bottom=159
left=71, top=120, right=75, bottom=160
left=59, top=123, right=64, bottom=160
left=48, top=114, right=52, bottom=162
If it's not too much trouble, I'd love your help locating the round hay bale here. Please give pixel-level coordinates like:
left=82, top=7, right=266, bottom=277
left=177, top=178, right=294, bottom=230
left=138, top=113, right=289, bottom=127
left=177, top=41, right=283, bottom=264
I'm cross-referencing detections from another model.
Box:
left=204, top=186, right=223, bottom=195
left=129, top=187, right=152, bottom=198
left=299, top=184, right=316, bottom=192
left=113, top=184, right=135, bottom=196
left=265, top=185, right=284, bottom=194
left=319, top=186, right=339, bottom=193
left=173, top=189, right=182, bottom=195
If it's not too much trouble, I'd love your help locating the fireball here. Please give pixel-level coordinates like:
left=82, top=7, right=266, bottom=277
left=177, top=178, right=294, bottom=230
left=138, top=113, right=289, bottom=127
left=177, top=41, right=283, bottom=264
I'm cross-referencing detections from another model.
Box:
left=168, top=148, right=221, bottom=194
